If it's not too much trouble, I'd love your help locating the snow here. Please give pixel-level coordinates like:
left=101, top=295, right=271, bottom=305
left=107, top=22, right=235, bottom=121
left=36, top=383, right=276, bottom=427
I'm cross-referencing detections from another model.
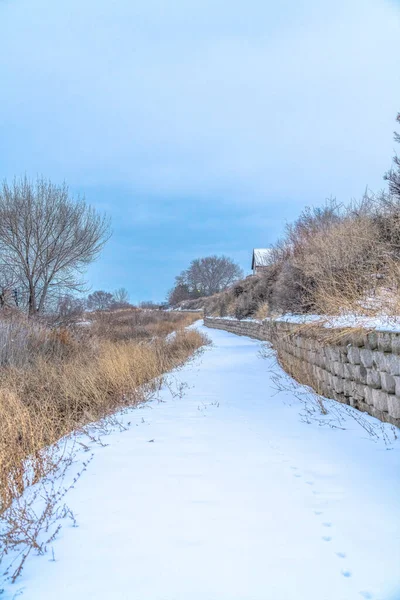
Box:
left=252, top=248, right=272, bottom=267
left=208, top=312, right=400, bottom=332
left=206, top=316, right=260, bottom=322
left=2, top=324, right=400, bottom=600
left=275, top=313, right=400, bottom=332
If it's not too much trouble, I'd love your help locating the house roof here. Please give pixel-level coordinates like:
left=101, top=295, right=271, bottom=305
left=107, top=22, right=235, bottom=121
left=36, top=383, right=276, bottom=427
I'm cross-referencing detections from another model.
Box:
left=252, top=248, right=272, bottom=269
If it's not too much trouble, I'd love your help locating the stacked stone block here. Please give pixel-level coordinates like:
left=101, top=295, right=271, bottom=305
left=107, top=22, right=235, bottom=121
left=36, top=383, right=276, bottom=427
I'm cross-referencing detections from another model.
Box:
left=204, top=316, right=400, bottom=428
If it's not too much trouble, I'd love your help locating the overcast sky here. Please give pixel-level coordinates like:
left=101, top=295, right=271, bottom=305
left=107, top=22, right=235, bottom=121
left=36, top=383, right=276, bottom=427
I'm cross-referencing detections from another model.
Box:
left=1, top=0, right=399, bottom=302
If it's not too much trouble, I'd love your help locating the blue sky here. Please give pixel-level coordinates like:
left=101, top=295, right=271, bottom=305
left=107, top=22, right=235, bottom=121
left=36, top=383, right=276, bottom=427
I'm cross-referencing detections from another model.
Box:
left=1, top=0, right=399, bottom=302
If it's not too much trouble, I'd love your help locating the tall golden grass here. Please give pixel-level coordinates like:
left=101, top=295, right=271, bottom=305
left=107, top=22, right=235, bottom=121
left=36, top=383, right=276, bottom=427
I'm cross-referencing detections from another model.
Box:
left=181, top=195, right=400, bottom=320
left=0, top=310, right=205, bottom=513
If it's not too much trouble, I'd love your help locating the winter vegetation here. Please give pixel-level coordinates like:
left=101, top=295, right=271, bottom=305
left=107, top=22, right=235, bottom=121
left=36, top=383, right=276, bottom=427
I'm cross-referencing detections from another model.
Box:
left=1, top=1, right=400, bottom=597
left=0, top=175, right=208, bottom=584
left=1, top=324, right=399, bottom=600
left=2, top=115, right=400, bottom=596
left=0, top=307, right=206, bottom=575
left=176, top=113, right=400, bottom=324
left=0, top=123, right=399, bottom=600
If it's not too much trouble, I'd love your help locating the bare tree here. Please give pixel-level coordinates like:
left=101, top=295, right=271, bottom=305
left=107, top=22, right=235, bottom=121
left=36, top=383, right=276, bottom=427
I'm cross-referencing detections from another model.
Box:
left=175, top=255, right=243, bottom=297
left=0, top=263, right=19, bottom=308
left=139, top=300, right=156, bottom=308
left=384, top=112, right=400, bottom=199
left=167, top=283, right=191, bottom=305
left=56, top=294, right=85, bottom=321
left=87, top=290, right=114, bottom=311
left=0, top=176, right=111, bottom=316
left=113, top=287, right=130, bottom=305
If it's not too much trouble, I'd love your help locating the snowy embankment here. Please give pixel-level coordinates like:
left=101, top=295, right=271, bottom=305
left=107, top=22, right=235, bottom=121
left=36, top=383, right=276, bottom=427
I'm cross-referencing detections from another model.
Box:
left=275, top=313, right=400, bottom=333
left=208, top=313, right=400, bottom=333
left=1, top=324, right=400, bottom=600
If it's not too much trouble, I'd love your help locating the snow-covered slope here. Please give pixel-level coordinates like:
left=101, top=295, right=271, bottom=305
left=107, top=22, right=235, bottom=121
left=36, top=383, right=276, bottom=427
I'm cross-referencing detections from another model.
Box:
left=2, top=324, right=400, bottom=600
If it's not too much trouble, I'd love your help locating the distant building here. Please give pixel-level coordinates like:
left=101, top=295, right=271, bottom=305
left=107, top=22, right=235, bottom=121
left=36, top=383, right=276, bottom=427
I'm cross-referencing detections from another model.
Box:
left=251, top=248, right=272, bottom=275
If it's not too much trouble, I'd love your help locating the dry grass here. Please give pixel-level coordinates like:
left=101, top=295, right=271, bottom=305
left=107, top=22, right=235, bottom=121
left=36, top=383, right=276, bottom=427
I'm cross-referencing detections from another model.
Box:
left=271, top=194, right=400, bottom=318
left=185, top=193, right=400, bottom=320
left=88, top=307, right=200, bottom=341
left=262, top=342, right=397, bottom=446
left=254, top=301, right=270, bottom=320
left=0, top=310, right=205, bottom=514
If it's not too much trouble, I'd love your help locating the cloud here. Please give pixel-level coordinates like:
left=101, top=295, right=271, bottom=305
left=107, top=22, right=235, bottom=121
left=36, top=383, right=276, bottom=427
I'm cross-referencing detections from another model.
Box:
left=0, top=0, right=399, bottom=300
left=1, top=0, right=399, bottom=205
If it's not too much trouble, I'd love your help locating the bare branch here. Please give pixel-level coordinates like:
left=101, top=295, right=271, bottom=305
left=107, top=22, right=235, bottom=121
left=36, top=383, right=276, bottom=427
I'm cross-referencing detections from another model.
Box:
left=0, top=176, right=111, bottom=316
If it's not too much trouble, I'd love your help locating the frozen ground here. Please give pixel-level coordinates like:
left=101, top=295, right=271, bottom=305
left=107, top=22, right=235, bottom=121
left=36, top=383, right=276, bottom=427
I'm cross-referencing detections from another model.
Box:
left=275, top=313, right=400, bottom=332
left=2, top=324, right=400, bottom=600
left=207, top=313, right=400, bottom=332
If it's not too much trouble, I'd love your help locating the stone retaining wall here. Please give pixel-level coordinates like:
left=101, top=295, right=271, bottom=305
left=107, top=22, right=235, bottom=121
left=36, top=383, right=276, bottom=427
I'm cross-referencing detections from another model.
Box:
left=204, top=316, right=400, bottom=428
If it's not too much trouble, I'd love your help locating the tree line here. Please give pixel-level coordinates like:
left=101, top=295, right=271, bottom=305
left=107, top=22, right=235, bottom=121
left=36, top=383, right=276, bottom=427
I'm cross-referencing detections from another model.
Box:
left=55, top=287, right=132, bottom=317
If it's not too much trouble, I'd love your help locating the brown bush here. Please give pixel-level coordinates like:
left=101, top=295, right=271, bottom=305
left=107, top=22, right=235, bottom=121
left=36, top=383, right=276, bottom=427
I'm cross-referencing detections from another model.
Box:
left=288, top=196, right=400, bottom=316
left=87, top=307, right=200, bottom=341
left=0, top=315, right=81, bottom=368
left=182, top=190, right=400, bottom=320
left=0, top=310, right=206, bottom=513
left=175, top=128, right=400, bottom=319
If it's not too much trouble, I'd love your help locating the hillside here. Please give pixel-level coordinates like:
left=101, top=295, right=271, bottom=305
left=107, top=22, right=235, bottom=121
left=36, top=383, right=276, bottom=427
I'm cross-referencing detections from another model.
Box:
left=174, top=273, right=273, bottom=319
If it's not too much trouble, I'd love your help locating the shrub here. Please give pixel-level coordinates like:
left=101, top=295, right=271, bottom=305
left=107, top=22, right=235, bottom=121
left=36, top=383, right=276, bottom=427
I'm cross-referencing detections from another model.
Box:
left=234, top=294, right=258, bottom=320
left=0, top=310, right=206, bottom=513
left=233, top=284, right=245, bottom=297
left=173, top=112, right=400, bottom=320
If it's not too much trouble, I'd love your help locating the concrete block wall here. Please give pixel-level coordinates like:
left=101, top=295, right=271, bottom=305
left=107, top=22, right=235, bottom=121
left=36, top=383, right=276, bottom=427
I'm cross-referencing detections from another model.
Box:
left=204, top=316, right=400, bottom=428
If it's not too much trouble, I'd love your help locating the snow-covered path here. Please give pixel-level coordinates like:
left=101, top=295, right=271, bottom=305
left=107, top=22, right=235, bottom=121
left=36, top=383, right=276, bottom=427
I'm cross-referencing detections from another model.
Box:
left=3, top=325, right=400, bottom=600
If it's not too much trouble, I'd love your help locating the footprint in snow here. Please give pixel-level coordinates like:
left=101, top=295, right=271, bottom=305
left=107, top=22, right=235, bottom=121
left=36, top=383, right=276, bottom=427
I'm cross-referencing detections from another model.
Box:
left=322, top=522, right=332, bottom=528
left=341, top=569, right=352, bottom=578
left=322, top=536, right=332, bottom=542
left=314, top=510, right=323, bottom=516
left=305, top=481, right=314, bottom=485
left=359, top=592, right=373, bottom=599
left=336, top=552, right=346, bottom=559
left=294, top=474, right=302, bottom=478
